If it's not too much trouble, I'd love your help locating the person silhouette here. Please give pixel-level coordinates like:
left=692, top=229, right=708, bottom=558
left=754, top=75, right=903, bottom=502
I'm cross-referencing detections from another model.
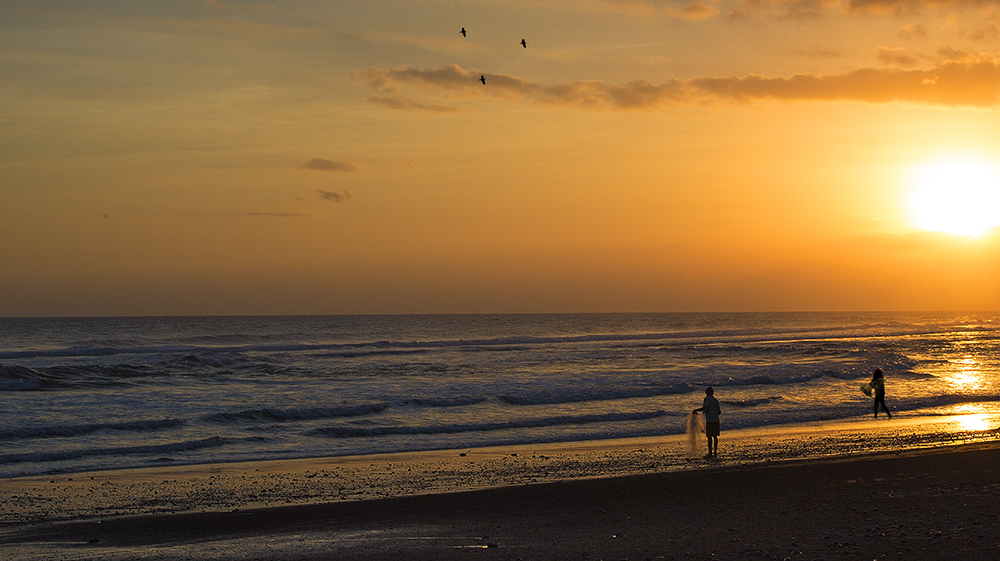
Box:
left=479, top=75, right=485, bottom=85
left=871, top=368, right=891, bottom=419
left=520, top=38, right=526, bottom=48
left=461, top=27, right=466, bottom=37
left=692, top=387, right=721, bottom=458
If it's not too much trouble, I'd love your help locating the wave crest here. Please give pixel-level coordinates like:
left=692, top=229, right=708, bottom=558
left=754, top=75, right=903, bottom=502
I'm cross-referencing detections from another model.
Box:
left=308, top=410, right=677, bottom=438
left=0, top=436, right=227, bottom=466
left=0, top=419, right=184, bottom=441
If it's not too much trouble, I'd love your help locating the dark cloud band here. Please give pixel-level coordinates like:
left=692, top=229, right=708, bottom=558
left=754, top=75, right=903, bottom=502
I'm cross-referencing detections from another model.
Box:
left=303, top=158, right=355, bottom=172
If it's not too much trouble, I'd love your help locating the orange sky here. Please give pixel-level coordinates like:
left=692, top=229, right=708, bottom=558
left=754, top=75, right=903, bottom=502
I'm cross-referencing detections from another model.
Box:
left=2, top=0, right=1000, bottom=316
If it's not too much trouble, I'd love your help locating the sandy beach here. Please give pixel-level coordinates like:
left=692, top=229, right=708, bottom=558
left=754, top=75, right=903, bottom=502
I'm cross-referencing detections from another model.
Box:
left=2, top=413, right=999, bottom=560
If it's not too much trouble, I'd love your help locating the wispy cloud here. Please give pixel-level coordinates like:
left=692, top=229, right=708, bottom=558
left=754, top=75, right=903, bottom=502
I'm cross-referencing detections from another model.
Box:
left=239, top=212, right=311, bottom=218
left=792, top=47, right=843, bottom=59
left=363, top=54, right=1000, bottom=110
left=201, top=0, right=280, bottom=12
left=317, top=190, right=353, bottom=203
left=365, top=65, right=475, bottom=92
left=898, top=23, right=927, bottom=40
left=366, top=94, right=462, bottom=113
left=968, top=19, right=1000, bottom=42
left=303, top=158, right=356, bottom=172
left=364, top=64, right=690, bottom=108
left=844, top=0, right=982, bottom=15
left=690, top=55, right=1000, bottom=105
left=877, top=46, right=920, bottom=67
left=608, top=0, right=1000, bottom=20
left=605, top=0, right=722, bottom=19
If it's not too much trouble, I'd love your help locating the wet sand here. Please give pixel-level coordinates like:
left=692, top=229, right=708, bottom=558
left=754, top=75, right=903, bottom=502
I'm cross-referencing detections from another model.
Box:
left=2, top=413, right=999, bottom=560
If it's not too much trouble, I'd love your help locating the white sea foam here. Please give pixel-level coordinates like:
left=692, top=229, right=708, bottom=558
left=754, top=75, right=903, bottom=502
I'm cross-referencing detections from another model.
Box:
left=686, top=411, right=704, bottom=455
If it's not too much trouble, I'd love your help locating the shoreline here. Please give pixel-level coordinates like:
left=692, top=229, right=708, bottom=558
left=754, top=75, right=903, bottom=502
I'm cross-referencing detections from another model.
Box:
left=2, top=411, right=998, bottom=525
left=2, top=442, right=999, bottom=560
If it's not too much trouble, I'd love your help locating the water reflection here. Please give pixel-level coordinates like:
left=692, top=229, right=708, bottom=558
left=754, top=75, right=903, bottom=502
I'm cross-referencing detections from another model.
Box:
left=957, top=412, right=990, bottom=432
left=952, top=404, right=991, bottom=431
left=947, top=356, right=985, bottom=391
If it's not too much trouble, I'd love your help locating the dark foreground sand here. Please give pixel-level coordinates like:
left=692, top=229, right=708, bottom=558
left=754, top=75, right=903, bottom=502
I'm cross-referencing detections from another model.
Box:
left=2, top=414, right=999, bottom=560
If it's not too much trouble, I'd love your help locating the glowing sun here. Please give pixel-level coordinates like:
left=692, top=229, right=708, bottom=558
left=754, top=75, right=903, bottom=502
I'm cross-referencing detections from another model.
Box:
left=907, top=157, right=1000, bottom=237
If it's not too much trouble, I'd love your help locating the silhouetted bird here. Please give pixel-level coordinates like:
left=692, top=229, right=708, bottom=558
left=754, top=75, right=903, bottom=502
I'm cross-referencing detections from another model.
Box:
left=520, top=39, right=526, bottom=48
left=479, top=75, right=486, bottom=85
left=461, top=27, right=466, bottom=37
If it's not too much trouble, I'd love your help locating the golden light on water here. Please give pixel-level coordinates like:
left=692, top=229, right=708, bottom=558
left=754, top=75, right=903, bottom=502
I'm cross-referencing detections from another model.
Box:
left=938, top=355, right=994, bottom=432
left=955, top=409, right=990, bottom=432
left=946, top=356, right=986, bottom=391
left=907, top=157, right=1000, bottom=238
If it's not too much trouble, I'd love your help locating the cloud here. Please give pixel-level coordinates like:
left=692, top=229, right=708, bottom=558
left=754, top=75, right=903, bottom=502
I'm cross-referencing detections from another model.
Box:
left=201, top=0, right=281, bottom=15
left=317, top=190, right=353, bottom=203
left=363, top=55, right=1000, bottom=109
left=689, top=58, right=1000, bottom=105
left=937, top=46, right=970, bottom=61
left=239, top=212, right=311, bottom=218
left=844, top=0, right=980, bottom=14
left=679, top=2, right=723, bottom=18
left=968, top=20, right=1000, bottom=42
left=303, top=158, right=355, bottom=172
left=898, top=23, right=927, bottom=40
left=792, top=47, right=843, bottom=59
left=604, top=0, right=723, bottom=19
left=876, top=46, right=920, bottom=67
left=366, top=94, right=462, bottom=113
left=365, top=65, right=475, bottom=92
left=364, top=64, right=691, bottom=108
left=654, top=0, right=998, bottom=20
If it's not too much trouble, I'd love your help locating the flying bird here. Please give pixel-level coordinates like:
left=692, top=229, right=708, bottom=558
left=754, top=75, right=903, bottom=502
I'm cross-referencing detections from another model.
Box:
left=479, top=75, right=486, bottom=85
left=461, top=27, right=466, bottom=37
left=520, top=38, right=526, bottom=48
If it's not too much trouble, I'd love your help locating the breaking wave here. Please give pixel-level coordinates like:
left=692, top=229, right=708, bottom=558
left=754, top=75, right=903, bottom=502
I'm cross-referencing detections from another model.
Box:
left=0, top=419, right=184, bottom=441
left=0, top=436, right=229, bottom=466
left=308, top=410, right=677, bottom=438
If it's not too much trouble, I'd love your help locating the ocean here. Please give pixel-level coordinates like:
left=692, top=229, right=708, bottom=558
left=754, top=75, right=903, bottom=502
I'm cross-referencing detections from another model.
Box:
left=2, top=312, right=999, bottom=478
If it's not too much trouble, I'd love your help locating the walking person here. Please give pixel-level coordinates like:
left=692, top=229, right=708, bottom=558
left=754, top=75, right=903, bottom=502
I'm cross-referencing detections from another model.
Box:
left=871, top=368, right=891, bottom=419
left=693, top=387, right=722, bottom=458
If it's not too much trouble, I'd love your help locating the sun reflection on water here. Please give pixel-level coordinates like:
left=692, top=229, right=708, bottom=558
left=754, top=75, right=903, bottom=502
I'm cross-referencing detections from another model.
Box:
left=946, top=356, right=985, bottom=391
left=957, top=413, right=990, bottom=432
left=950, top=404, right=992, bottom=431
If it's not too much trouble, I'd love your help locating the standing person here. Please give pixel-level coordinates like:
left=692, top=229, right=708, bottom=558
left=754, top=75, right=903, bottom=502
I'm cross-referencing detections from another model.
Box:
left=692, top=387, right=721, bottom=458
left=871, top=368, right=891, bottom=419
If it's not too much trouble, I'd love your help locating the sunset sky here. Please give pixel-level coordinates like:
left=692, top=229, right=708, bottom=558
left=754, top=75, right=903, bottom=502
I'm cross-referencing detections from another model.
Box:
left=3, top=0, right=1000, bottom=316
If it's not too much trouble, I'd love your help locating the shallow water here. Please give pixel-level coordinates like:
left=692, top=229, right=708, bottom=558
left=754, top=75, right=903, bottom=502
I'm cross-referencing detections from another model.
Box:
left=2, top=312, right=999, bottom=477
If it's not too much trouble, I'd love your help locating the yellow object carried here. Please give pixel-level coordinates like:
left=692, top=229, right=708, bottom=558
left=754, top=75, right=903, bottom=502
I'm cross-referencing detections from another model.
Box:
left=859, top=383, right=872, bottom=397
